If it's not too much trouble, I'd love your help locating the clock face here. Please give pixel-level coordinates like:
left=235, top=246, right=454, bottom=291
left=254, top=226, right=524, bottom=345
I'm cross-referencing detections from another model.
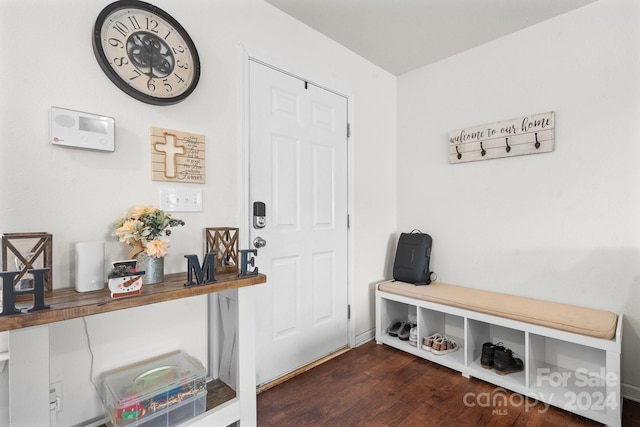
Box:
left=92, top=0, right=200, bottom=105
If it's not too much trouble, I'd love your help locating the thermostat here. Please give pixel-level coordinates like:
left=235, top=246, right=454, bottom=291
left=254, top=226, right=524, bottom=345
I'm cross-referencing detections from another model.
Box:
left=50, top=106, right=115, bottom=152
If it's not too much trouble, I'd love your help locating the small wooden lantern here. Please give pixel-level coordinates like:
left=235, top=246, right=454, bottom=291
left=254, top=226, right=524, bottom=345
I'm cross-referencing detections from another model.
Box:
left=1, top=232, right=53, bottom=292
left=205, top=228, right=239, bottom=274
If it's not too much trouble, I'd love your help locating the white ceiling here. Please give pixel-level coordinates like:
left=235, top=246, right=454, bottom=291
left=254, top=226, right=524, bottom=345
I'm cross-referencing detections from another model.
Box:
left=264, top=0, right=597, bottom=75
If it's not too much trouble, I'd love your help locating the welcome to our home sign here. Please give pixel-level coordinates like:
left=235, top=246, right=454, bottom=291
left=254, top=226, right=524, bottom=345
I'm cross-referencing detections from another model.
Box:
left=449, top=112, right=555, bottom=164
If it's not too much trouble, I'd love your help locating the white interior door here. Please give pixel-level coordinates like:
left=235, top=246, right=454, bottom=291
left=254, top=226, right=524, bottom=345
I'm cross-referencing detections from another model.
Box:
left=248, top=60, right=349, bottom=386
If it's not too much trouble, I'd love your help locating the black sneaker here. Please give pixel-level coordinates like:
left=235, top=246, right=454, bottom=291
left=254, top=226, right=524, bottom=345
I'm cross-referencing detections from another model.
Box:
left=494, top=347, right=524, bottom=375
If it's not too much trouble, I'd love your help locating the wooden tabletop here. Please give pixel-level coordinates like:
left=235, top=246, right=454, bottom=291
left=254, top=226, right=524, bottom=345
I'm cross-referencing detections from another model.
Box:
left=0, top=272, right=266, bottom=332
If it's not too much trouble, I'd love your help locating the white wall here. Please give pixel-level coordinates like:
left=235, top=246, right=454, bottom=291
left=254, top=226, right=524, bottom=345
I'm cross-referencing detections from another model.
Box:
left=0, top=0, right=396, bottom=424
left=397, top=0, right=640, bottom=393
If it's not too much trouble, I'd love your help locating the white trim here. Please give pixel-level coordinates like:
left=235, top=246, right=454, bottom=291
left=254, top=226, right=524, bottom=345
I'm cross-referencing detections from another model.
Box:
left=623, top=383, right=640, bottom=403
left=355, top=329, right=375, bottom=347
left=238, top=43, right=356, bottom=349
left=240, top=44, right=353, bottom=99
left=238, top=46, right=251, bottom=251
left=346, top=94, right=356, bottom=349
left=80, top=416, right=109, bottom=427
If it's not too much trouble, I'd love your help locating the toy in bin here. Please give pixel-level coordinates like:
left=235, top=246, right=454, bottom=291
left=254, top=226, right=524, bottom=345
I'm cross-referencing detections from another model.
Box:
left=102, top=351, right=208, bottom=426
left=108, top=260, right=144, bottom=298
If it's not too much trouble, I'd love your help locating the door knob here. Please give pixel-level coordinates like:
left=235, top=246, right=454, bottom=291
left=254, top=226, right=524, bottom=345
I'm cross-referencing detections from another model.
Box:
left=253, top=236, right=267, bottom=248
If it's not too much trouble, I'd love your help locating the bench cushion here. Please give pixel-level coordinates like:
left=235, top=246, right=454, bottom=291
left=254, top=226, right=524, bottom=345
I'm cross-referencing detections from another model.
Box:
left=378, top=281, right=617, bottom=340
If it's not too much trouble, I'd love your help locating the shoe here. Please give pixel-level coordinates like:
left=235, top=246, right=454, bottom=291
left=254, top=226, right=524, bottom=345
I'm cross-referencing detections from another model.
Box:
left=397, top=322, right=412, bottom=341
left=431, top=336, right=459, bottom=355
left=494, top=347, right=524, bottom=375
left=480, top=341, right=504, bottom=369
left=388, top=321, right=404, bottom=337
left=409, top=325, right=418, bottom=347
left=421, top=333, right=442, bottom=351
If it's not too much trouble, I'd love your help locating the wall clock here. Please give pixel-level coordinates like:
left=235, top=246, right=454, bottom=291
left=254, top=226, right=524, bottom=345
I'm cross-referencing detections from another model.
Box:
left=92, top=0, right=201, bottom=105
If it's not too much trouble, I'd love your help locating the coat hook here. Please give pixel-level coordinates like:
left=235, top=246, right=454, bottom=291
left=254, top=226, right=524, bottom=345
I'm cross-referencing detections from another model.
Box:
left=505, top=137, right=511, bottom=153
left=480, top=141, right=486, bottom=157
left=456, top=146, right=462, bottom=160
left=535, top=132, right=540, bottom=149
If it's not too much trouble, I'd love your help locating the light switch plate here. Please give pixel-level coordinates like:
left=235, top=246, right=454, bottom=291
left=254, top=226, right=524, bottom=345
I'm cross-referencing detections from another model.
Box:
left=160, top=189, right=203, bottom=212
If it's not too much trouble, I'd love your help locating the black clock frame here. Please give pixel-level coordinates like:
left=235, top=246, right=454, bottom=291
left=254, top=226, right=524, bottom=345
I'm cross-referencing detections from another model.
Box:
left=92, top=0, right=201, bottom=106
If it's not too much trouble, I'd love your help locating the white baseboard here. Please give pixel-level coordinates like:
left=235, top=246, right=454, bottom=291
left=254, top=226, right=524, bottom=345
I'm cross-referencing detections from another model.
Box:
left=355, top=328, right=375, bottom=347
left=623, top=383, right=640, bottom=403
left=78, top=416, right=108, bottom=427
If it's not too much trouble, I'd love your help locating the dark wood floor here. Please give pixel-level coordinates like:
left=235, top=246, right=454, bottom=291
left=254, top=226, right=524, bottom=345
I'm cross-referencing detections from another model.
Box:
left=257, top=340, right=640, bottom=426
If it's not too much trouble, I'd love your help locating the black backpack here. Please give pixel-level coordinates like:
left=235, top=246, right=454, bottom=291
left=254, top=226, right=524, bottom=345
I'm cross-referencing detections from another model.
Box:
left=392, top=230, right=433, bottom=286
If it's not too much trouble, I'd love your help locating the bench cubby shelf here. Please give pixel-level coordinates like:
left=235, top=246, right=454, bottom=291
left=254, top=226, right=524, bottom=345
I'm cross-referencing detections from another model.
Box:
left=375, top=284, right=623, bottom=427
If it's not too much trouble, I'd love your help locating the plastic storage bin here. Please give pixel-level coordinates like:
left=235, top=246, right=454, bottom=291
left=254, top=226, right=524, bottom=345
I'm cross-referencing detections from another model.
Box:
left=101, top=351, right=207, bottom=427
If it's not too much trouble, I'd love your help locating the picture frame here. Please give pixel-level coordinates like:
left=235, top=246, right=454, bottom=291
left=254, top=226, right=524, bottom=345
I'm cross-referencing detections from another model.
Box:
left=1, top=232, right=53, bottom=292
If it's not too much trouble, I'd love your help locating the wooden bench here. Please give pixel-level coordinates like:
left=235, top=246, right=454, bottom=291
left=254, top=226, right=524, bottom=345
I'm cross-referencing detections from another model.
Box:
left=375, top=280, right=622, bottom=426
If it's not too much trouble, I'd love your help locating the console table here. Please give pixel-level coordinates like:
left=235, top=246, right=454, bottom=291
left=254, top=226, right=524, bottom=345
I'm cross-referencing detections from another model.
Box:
left=0, top=272, right=266, bottom=426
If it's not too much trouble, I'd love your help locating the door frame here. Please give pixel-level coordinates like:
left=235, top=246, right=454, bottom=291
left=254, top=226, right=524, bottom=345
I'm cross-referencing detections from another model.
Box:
left=237, top=44, right=356, bottom=349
